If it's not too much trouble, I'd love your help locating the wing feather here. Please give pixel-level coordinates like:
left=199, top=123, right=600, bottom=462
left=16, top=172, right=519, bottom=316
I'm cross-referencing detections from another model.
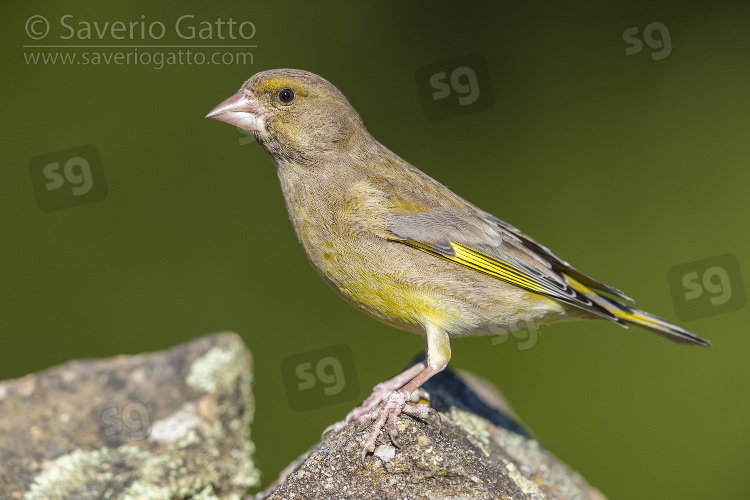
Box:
left=387, top=209, right=626, bottom=324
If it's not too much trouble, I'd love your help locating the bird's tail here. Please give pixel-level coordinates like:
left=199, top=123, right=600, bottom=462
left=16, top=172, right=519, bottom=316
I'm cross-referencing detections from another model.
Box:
left=566, top=275, right=711, bottom=347
left=603, top=298, right=710, bottom=346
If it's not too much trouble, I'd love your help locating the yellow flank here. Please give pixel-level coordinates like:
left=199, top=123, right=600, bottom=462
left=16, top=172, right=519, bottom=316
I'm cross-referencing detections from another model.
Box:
left=333, top=264, right=464, bottom=335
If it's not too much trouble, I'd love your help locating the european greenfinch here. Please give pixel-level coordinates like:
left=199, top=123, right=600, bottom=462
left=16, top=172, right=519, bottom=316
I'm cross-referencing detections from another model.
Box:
left=206, top=69, right=709, bottom=462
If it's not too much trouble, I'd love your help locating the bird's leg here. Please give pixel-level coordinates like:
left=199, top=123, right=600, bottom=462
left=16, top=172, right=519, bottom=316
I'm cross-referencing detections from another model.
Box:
left=358, top=326, right=451, bottom=463
left=322, top=361, right=429, bottom=436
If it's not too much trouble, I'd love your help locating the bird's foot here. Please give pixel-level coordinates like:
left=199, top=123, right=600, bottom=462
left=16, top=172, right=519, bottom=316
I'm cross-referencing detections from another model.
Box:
left=322, top=362, right=429, bottom=436
left=356, top=390, right=433, bottom=463
left=320, top=360, right=441, bottom=462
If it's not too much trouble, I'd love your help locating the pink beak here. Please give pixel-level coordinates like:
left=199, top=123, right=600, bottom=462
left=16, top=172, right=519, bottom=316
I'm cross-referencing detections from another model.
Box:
left=206, top=90, right=266, bottom=132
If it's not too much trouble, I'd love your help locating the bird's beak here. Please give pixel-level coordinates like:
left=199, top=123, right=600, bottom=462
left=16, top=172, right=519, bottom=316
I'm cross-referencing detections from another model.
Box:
left=206, top=90, right=266, bottom=132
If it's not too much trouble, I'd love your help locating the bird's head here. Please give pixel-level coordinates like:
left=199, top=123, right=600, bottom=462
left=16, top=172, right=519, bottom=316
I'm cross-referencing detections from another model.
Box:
left=206, top=69, right=372, bottom=165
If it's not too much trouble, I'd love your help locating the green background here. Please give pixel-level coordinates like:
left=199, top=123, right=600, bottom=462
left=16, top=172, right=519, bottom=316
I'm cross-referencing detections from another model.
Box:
left=3, top=1, right=749, bottom=498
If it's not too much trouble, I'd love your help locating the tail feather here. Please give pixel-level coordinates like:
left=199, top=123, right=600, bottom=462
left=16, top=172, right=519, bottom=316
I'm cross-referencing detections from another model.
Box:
left=565, top=275, right=711, bottom=347
left=603, top=298, right=710, bottom=346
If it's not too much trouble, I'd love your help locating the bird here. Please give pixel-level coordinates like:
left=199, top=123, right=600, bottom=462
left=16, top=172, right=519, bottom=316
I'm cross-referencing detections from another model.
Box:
left=206, top=68, right=710, bottom=462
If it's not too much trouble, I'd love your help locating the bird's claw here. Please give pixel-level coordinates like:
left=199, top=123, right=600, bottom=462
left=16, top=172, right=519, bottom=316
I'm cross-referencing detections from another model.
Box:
left=323, top=365, right=430, bottom=438
left=358, top=390, right=433, bottom=464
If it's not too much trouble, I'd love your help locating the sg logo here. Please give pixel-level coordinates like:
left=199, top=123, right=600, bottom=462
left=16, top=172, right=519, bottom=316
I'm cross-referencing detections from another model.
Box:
left=296, top=356, right=347, bottom=396
left=28, top=144, right=107, bottom=212
left=281, top=344, right=359, bottom=412
left=490, top=318, right=541, bottom=352
left=99, top=401, right=152, bottom=442
left=430, top=66, right=481, bottom=106
left=416, top=53, right=494, bottom=121
left=623, top=21, right=672, bottom=61
left=668, top=254, right=746, bottom=321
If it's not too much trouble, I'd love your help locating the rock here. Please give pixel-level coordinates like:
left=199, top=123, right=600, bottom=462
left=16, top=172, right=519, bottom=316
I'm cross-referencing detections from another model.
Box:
left=0, top=332, right=260, bottom=500
left=0, top=333, right=604, bottom=499
left=255, top=364, right=606, bottom=500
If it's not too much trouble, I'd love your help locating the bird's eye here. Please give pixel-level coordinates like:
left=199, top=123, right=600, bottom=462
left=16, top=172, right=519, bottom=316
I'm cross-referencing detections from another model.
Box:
left=278, top=88, right=295, bottom=104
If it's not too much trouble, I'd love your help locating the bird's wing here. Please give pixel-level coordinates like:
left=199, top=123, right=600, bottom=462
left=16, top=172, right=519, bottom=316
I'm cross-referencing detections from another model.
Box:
left=385, top=206, right=628, bottom=324
left=478, top=209, right=633, bottom=302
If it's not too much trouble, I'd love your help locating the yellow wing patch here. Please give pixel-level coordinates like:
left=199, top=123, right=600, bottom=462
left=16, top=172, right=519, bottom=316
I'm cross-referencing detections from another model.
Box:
left=450, top=242, right=550, bottom=294
left=401, top=240, right=557, bottom=297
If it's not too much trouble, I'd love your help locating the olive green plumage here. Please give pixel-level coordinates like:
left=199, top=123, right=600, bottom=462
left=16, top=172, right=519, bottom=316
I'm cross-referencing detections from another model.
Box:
left=207, top=68, right=708, bottom=352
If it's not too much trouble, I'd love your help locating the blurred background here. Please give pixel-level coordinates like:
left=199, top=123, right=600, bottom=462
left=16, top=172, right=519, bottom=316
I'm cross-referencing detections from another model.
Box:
left=3, top=1, right=749, bottom=498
